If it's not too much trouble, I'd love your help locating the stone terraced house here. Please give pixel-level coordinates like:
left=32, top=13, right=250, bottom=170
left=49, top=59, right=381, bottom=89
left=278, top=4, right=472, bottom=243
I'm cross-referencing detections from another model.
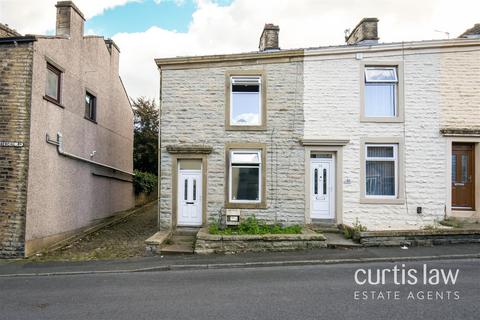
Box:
left=0, top=1, right=134, bottom=258
left=156, top=19, right=480, bottom=232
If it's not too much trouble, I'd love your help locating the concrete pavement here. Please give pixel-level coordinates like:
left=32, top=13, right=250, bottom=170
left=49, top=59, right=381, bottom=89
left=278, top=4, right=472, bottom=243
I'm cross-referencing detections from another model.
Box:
left=0, top=243, right=478, bottom=277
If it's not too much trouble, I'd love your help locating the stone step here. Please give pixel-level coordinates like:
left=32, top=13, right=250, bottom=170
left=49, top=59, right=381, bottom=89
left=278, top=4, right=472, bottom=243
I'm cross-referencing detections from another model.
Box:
left=175, top=227, right=201, bottom=236
left=171, top=235, right=196, bottom=241
left=309, top=224, right=341, bottom=234
left=161, top=243, right=194, bottom=254
left=324, top=233, right=361, bottom=248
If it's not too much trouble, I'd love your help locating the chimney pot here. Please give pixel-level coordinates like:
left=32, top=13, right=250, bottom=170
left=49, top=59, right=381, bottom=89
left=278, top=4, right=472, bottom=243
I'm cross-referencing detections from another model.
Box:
left=345, top=18, right=379, bottom=45
left=259, top=23, right=280, bottom=52
left=55, top=1, right=85, bottom=38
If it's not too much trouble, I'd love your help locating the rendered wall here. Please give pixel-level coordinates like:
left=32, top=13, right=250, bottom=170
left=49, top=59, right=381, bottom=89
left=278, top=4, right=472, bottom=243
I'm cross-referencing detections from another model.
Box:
left=24, top=35, right=134, bottom=255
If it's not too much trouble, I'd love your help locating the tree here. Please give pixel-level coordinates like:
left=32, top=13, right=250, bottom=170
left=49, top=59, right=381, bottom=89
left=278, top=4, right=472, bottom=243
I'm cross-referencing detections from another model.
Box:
left=132, top=97, right=158, bottom=175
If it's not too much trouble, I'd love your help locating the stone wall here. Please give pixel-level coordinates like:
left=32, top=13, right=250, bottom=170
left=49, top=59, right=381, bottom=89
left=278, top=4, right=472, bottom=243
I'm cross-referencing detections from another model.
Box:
left=439, top=50, right=480, bottom=129
left=304, top=45, right=480, bottom=230
left=195, top=228, right=326, bottom=254
left=0, top=41, right=34, bottom=257
left=160, top=60, right=305, bottom=228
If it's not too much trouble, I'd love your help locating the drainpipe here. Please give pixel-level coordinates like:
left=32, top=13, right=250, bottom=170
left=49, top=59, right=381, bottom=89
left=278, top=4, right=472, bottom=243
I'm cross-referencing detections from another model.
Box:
left=46, top=132, right=134, bottom=176
left=158, top=67, right=163, bottom=230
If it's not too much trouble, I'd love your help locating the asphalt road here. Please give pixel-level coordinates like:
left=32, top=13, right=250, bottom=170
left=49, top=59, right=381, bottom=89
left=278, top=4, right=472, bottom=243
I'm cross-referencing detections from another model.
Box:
left=0, top=259, right=478, bottom=320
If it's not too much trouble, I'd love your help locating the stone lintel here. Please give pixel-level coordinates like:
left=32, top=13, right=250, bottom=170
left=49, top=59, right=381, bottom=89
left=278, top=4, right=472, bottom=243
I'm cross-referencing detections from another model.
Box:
left=166, top=145, right=213, bottom=154
left=440, top=128, right=480, bottom=137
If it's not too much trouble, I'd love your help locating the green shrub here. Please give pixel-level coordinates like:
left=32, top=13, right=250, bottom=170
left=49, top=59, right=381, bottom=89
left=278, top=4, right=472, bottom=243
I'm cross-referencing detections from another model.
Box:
left=208, top=215, right=302, bottom=235
left=439, top=218, right=463, bottom=228
left=342, top=218, right=367, bottom=239
left=133, top=170, right=157, bottom=194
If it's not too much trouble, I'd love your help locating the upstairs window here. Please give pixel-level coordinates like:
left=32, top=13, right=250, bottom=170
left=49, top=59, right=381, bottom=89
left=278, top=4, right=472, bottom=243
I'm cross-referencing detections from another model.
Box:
left=85, top=91, right=96, bottom=122
left=364, top=67, right=398, bottom=117
left=229, top=150, right=262, bottom=203
left=230, top=76, right=262, bottom=126
left=46, top=63, right=62, bottom=103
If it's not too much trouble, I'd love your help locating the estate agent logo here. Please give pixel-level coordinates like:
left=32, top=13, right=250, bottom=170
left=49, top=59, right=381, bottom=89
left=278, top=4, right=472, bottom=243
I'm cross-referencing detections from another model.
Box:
left=353, top=264, right=460, bottom=301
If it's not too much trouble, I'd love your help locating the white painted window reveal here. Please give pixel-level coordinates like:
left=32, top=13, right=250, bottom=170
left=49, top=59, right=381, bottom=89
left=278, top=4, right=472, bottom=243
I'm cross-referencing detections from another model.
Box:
left=364, top=67, right=398, bottom=117
left=229, top=150, right=261, bottom=202
left=365, top=144, right=398, bottom=198
left=230, top=76, right=262, bottom=126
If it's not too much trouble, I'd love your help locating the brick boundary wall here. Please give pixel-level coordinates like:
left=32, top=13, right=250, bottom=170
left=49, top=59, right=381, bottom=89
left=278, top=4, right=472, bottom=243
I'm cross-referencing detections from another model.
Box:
left=0, top=41, right=34, bottom=258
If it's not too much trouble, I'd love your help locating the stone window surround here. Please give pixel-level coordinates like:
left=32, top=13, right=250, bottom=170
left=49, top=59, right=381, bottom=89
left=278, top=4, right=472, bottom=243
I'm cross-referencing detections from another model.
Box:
left=170, top=154, right=208, bottom=228
left=43, top=57, right=65, bottom=108
left=360, top=61, right=404, bottom=123
left=225, top=143, right=267, bottom=209
left=225, top=70, right=267, bottom=131
left=360, top=137, right=405, bottom=204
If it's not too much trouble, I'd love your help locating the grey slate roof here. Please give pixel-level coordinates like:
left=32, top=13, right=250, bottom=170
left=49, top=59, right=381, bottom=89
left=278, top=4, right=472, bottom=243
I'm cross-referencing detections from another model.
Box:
left=459, top=23, right=480, bottom=38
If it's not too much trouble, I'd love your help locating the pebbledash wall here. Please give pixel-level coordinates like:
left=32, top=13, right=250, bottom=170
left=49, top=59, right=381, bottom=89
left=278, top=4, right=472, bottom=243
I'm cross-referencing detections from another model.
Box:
left=159, top=55, right=305, bottom=229
left=304, top=40, right=480, bottom=230
left=0, top=39, right=34, bottom=257
left=0, top=2, right=134, bottom=257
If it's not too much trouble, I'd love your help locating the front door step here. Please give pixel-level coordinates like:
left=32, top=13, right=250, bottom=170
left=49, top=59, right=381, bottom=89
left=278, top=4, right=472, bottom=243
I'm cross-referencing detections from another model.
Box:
left=160, top=229, right=198, bottom=254
left=309, top=222, right=340, bottom=234
left=324, top=232, right=361, bottom=248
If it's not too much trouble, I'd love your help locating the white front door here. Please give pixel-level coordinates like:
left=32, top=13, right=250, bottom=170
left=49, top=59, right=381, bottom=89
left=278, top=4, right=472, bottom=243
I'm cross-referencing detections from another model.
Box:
left=178, top=170, right=202, bottom=226
left=310, top=156, right=335, bottom=219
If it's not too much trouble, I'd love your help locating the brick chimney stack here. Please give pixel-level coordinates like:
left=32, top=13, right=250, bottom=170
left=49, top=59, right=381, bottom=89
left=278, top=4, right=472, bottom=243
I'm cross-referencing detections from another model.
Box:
left=259, top=23, right=280, bottom=51
left=55, top=1, right=85, bottom=38
left=345, top=18, right=379, bottom=45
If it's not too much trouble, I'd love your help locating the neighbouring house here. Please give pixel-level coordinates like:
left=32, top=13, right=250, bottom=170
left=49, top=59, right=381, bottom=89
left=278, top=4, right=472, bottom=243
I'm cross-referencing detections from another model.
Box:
left=0, top=1, right=134, bottom=258
left=155, top=19, right=480, bottom=232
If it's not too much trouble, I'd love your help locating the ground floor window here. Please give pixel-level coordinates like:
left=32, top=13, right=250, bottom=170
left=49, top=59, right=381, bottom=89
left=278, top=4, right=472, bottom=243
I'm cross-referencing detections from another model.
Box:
left=229, top=150, right=261, bottom=202
left=365, top=144, right=398, bottom=198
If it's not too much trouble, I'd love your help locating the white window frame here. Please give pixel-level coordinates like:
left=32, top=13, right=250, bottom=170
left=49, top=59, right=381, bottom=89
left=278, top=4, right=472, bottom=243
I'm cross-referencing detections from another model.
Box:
left=229, top=149, right=262, bottom=203
left=364, top=143, right=398, bottom=199
left=230, top=76, right=262, bottom=126
left=364, top=66, right=398, bottom=118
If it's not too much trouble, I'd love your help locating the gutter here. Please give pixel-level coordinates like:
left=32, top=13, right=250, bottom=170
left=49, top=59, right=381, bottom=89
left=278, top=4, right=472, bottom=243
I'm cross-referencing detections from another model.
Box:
left=46, top=132, right=134, bottom=176
left=0, top=35, right=36, bottom=44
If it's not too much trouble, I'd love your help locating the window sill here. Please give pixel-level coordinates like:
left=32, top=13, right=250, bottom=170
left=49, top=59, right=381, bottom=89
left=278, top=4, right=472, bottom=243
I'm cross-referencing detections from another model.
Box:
left=360, top=197, right=405, bottom=205
left=84, top=116, right=97, bottom=124
left=225, top=202, right=267, bottom=209
left=360, top=116, right=404, bottom=123
left=226, top=125, right=267, bottom=131
left=43, top=95, right=64, bottom=108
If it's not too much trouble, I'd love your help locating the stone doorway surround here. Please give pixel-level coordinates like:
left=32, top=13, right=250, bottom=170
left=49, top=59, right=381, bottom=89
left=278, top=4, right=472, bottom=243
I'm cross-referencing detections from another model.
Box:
left=165, top=145, right=211, bottom=229
left=442, top=129, right=480, bottom=222
left=301, top=139, right=349, bottom=225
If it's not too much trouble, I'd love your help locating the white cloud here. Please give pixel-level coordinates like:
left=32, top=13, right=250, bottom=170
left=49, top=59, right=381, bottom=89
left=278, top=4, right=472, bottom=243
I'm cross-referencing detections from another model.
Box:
left=0, top=0, right=139, bottom=34
left=113, top=0, right=480, bottom=100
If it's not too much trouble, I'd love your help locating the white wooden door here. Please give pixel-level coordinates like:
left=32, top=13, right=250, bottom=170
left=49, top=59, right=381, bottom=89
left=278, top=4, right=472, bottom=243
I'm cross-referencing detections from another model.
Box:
left=310, top=157, right=335, bottom=219
left=178, top=170, right=202, bottom=226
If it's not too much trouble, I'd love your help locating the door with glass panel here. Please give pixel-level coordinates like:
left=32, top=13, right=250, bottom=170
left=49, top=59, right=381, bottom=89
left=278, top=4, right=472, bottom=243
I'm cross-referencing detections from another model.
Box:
left=310, top=154, right=335, bottom=219
left=178, top=160, right=202, bottom=226
left=452, top=143, right=475, bottom=210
